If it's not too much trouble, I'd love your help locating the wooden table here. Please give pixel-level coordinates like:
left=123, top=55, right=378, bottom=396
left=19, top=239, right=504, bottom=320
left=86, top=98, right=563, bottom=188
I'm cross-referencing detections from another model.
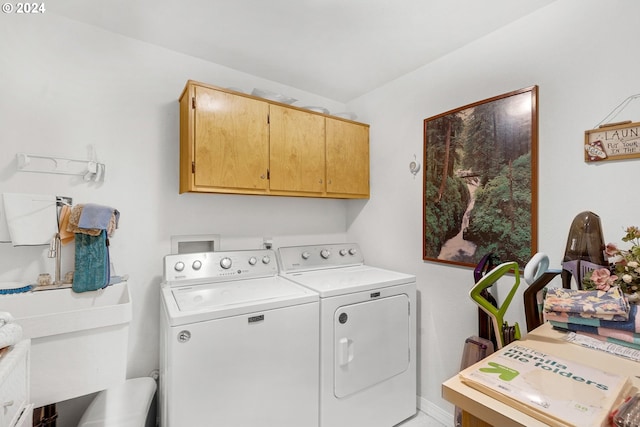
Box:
left=442, top=323, right=640, bottom=427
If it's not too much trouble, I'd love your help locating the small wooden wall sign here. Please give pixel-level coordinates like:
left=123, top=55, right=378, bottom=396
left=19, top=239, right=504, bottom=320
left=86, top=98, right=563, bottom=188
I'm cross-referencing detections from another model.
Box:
left=585, top=120, right=640, bottom=162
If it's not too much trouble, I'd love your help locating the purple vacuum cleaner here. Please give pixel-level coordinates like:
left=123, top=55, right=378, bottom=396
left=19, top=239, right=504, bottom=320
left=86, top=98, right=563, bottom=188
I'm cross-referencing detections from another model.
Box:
left=561, top=211, right=608, bottom=290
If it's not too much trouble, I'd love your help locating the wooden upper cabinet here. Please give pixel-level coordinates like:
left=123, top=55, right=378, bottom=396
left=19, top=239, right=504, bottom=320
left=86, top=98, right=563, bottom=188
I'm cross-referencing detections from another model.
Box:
left=269, top=105, right=325, bottom=194
left=326, top=118, right=370, bottom=197
left=191, top=86, right=269, bottom=192
left=179, top=80, right=369, bottom=199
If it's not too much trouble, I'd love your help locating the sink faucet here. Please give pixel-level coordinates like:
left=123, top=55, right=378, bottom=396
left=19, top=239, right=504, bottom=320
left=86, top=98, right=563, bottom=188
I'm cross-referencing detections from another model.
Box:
left=48, top=232, right=62, bottom=285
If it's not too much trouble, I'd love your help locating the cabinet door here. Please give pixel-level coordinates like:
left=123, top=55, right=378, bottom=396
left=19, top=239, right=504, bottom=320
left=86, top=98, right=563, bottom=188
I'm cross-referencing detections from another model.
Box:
left=326, top=118, right=370, bottom=197
left=269, top=105, right=325, bottom=194
left=0, top=341, right=29, bottom=427
left=193, top=86, right=269, bottom=192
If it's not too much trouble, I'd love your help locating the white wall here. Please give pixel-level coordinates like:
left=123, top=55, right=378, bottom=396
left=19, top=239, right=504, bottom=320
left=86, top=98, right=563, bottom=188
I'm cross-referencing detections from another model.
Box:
left=346, top=0, right=640, bottom=422
left=0, top=13, right=351, bottom=426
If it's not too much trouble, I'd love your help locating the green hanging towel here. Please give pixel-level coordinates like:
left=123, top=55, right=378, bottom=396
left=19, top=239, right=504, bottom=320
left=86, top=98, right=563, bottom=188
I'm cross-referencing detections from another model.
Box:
left=73, top=230, right=110, bottom=293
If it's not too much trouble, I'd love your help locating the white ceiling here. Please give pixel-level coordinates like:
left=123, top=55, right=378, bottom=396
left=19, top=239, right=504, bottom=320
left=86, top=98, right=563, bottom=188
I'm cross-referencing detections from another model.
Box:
left=53, top=0, right=556, bottom=102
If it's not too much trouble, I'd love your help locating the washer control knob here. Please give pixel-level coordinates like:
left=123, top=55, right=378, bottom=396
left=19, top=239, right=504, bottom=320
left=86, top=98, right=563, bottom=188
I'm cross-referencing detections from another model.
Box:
left=349, top=248, right=357, bottom=256
left=192, top=260, right=202, bottom=270
left=301, top=251, right=311, bottom=260
left=320, top=249, right=331, bottom=259
left=262, top=255, right=271, bottom=264
left=248, top=256, right=257, bottom=266
left=174, top=261, right=185, bottom=272
left=339, top=249, right=347, bottom=256
left=220, top=257, right=232, bottom=269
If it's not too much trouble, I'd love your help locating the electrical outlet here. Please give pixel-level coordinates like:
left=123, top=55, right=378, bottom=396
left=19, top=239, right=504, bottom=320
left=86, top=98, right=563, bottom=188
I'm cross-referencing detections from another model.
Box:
left=263, top=237, right=273, bottom=249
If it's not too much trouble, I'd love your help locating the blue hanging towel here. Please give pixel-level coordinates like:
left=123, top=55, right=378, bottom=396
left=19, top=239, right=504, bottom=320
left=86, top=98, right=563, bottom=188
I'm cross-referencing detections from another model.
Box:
left=73, top=230, right=110, bottom=293
left=77, top=203, right=120, bottom=230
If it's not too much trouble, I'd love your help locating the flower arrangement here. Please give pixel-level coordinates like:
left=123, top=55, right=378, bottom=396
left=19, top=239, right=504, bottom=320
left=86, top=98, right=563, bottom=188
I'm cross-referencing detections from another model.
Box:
left=582, top=226, right=640, bottom=297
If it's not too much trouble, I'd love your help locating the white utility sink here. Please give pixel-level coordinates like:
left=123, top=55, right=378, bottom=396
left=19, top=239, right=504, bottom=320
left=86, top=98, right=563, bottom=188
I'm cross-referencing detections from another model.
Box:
left=0, top=282, right=132, bottom=407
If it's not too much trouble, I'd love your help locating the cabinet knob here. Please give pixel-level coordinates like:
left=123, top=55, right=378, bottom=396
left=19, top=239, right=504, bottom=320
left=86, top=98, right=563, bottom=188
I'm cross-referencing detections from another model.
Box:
left=319, top=179, right=323, bottom=184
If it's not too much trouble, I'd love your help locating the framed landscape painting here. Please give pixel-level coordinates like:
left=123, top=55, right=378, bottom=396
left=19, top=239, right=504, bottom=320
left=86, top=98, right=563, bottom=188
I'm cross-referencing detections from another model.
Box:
left=423, top=86, right=538, bottom=268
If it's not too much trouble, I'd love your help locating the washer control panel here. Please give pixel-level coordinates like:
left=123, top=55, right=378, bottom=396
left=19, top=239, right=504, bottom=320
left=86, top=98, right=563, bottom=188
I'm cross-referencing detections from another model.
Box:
left=278, top=243, right=364, bottom=272
left=163, top=249, right=277, bottom=285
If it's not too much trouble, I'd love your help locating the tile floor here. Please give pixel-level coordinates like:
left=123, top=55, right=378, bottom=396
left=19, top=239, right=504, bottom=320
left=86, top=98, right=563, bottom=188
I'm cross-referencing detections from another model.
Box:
left=395, top=411, right=449, bottom=427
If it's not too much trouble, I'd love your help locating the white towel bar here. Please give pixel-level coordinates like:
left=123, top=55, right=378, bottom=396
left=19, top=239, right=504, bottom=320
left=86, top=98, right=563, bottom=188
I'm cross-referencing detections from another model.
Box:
left=16, top=153, right=105, bottom=182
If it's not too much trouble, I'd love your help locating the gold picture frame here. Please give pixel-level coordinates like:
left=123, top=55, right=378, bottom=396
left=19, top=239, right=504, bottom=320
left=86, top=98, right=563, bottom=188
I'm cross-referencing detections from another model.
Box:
left=423, top=86, right=539, bottom=268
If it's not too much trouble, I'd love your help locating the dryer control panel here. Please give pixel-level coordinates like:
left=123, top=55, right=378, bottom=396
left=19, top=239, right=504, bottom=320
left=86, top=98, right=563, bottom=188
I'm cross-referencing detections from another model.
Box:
left=163, top=250, right=277, bottom=286
left=278, top=243, right=364, bottom=272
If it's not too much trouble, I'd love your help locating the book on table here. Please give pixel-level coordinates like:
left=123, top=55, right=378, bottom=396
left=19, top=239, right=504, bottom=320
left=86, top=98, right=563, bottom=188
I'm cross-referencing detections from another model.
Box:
left=458, top=342, right=632, bottom=427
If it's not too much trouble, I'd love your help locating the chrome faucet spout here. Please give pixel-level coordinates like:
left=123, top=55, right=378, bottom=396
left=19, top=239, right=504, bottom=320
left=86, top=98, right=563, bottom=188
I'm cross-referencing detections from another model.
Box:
left=48, top=233, right=62, bottom=285
left=54, top=233, right=61, bottom=285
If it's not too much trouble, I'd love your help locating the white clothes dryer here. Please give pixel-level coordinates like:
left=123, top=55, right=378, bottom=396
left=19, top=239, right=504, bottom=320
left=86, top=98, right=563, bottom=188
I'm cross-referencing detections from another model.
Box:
left=159, top=249, right=319, bottom=427
left=278, top=243, right=417, bottom=427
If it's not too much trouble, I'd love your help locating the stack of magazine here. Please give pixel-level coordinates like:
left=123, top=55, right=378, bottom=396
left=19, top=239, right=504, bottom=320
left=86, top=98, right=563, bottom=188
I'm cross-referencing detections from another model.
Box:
left=459, top=343, right=632, bottom=426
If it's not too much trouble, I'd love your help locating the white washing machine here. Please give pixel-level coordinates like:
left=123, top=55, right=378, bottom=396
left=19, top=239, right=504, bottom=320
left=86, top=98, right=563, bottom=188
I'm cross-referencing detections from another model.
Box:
left=278, top=243, right=417, bottom=427
left=159, top=249, right=319, bottom=427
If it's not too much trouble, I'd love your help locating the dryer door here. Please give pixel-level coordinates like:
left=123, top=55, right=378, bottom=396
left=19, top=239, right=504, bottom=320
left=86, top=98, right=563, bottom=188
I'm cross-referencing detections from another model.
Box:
left=334, top=294, right=410, bottom=398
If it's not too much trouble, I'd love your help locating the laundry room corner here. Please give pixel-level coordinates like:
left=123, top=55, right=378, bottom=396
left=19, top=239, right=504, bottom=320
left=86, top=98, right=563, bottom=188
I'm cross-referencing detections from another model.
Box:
left=345, top=1, right=640, bottom=423
left=3, top=1, right=640, bottom=426
left=0, top=13, right=355, bottom=426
